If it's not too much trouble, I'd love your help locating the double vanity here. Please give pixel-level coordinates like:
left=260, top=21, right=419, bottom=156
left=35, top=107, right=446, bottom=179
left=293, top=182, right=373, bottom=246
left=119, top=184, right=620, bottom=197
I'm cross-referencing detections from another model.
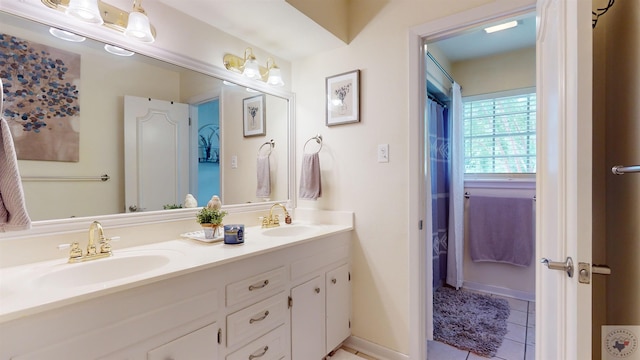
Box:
left=0, top=210, right=354, bottom=360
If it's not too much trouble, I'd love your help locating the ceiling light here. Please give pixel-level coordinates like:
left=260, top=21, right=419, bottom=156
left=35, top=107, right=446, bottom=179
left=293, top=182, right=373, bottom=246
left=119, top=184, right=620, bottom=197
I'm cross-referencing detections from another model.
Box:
left=65, top=0, right=103, bottom=24
left=484, top=20, right=518, bottom=34
left=41, top=0, right=156, bottom=43
left=223, top=48, right=285, bottom=86
left=104, top=44, right=134, bottom=56
left=49, top=27, right=86, bottom=42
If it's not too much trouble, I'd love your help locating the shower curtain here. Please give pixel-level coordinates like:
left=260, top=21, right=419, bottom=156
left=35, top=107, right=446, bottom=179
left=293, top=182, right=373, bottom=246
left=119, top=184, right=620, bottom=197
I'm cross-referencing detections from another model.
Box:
left=429, top=82, right=464, bottom=289
left=428, top=98, right=449, bottom=288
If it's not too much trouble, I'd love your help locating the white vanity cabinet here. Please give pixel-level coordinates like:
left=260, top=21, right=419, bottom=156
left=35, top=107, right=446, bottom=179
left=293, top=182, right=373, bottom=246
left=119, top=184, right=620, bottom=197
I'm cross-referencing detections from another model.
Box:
left=147, top=323, right=220, bottom=360
left=290, top=249, right=351, bottom=359
left=0, top=228, right=351, bottom=360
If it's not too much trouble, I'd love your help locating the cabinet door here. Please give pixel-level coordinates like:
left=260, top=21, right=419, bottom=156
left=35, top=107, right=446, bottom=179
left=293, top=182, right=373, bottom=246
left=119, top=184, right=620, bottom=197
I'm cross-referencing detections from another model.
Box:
left=291, top=276, right=325, bottom=360
left=147, top=323, right=218, bottom=360
left=326, top=264, right=351, bottom=353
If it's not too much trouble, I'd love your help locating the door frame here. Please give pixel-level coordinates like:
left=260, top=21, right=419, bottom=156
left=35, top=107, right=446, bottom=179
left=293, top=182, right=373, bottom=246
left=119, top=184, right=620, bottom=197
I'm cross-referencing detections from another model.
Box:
left=408, top=1, right=536, bottom=358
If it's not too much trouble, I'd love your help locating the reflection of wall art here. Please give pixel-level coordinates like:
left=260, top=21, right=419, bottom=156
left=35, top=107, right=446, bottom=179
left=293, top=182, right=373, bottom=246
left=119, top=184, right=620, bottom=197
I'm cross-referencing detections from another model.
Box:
left=243, top=94, right=265, bottom=137
left=326, top=69, right=360, bottom=126
left=0, top=33, right=80, bottom=162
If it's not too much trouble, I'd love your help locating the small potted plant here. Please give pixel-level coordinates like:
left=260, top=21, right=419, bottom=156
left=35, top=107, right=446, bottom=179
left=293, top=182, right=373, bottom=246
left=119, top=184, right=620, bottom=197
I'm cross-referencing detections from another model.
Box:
left=196, top=195, right=227, bottom=239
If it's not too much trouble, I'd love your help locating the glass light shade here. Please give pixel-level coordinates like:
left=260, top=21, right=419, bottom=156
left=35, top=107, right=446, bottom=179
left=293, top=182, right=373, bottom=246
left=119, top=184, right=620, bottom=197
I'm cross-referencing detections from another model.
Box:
left=242, top=58, right=261, bottom=80
left=49, top=28, right=86, bottom=42
left=124, top=11, right=155, bottom=43
left=104, top=44, right=135, bottom=57
left=267, top=67, right=284, bottom=86
left=65, top=0, right=103, bottom=24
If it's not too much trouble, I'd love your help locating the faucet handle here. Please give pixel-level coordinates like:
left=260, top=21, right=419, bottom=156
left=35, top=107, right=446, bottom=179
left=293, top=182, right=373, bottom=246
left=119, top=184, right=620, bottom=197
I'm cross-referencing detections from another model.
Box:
left=58, top=242, right=83, bottom=260
left=100, top=236, right=120, bottom=254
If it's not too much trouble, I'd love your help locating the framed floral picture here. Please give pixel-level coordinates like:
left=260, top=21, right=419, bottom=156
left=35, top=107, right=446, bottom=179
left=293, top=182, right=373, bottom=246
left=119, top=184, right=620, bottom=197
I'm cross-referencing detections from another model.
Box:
left=243, top=94, right=266, bottom=137
left=326, top=69, right=360, bottom=126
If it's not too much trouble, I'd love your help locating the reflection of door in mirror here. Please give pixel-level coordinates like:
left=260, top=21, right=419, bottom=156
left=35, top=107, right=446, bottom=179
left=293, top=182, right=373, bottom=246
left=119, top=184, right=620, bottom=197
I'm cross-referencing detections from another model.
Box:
left=194, top=99, right=221, bottom=206
left=124, top=96, right=189, bottom=212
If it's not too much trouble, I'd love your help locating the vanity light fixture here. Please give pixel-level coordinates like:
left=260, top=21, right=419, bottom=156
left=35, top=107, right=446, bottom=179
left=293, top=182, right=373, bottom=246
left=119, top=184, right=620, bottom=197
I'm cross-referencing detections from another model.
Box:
left=41, top=0, right=156, bottom=43
left=223, top=48, right=285, bottom=86
left=484, top=20, right=518, bottom=34
left=266, top=57, right=284, bottom=87
left=65, top=0, right=103, bottom=25
left=49, top=27, right=86, bottom=42
left=104, top=44, right=135, bottom=56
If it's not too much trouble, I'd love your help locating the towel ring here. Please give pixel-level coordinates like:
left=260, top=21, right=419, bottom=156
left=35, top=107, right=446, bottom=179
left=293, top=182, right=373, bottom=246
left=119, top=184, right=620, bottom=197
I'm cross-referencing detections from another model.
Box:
left=303, top=134, right=323, bottom=154
left=258, top=139, right=275, bottom=156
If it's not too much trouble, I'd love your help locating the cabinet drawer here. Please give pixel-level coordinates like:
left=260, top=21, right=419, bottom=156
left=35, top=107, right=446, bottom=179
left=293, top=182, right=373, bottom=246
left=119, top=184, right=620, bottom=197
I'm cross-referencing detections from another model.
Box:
left=226, top=267, right=286, bottom=306
left=147, top=323, right=218, bottom=360
left=227, top=292, right=287, bottom=348
left=226, top=325, right=286, bottom=360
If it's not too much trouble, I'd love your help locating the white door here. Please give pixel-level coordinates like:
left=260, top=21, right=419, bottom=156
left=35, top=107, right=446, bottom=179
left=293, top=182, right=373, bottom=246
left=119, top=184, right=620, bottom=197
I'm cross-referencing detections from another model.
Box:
left=536, top=0, right=593, bottom=359
left=326, top=264, right=351, bottom=353
left=124, top=96, right=190, bottom=212
left=291, top=276, right=325, bottom=360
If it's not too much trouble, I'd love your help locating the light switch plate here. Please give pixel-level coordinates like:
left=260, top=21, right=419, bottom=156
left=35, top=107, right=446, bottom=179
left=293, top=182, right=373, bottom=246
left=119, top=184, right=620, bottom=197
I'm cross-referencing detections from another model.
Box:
left=378, top=144, right=389, bottom=163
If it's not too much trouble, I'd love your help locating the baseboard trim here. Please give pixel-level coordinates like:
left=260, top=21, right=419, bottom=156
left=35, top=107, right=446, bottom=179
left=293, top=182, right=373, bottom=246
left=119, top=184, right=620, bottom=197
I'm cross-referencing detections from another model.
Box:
left=463, top=281, right=535, bottom=302
left=343, top=336, right=409, bottom=360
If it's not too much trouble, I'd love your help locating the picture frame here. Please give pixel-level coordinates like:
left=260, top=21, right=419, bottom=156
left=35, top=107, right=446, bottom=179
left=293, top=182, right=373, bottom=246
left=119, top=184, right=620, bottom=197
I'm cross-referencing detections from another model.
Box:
left=243, top=94, right=266, bottom=137
left=326, top=69, right=360, bottom=126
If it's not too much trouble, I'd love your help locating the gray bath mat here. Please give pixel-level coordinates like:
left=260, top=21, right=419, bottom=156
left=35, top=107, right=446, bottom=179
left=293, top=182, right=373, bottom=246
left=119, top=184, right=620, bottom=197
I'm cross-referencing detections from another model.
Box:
left=433, top=286, right=510, bottom=357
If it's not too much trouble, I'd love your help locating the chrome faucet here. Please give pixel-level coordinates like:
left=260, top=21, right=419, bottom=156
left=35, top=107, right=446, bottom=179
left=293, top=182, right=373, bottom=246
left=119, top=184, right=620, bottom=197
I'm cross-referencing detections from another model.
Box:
left=261, top=203, right=292, bottom=228
left=61, top=221, right=116, bottom=263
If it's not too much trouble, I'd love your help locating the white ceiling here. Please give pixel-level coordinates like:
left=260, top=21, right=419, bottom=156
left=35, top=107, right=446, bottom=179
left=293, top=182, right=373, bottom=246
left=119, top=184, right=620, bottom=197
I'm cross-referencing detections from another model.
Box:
left=430, top=12, right=536, bottom=63
left=156, top=0, right=347, bottom=61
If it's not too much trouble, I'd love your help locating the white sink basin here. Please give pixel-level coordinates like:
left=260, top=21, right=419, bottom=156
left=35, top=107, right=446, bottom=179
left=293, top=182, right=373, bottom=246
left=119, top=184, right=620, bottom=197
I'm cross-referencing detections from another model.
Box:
left=30, top=250, right=182, bottom=289
left=261, top=225, right=316, bottom=237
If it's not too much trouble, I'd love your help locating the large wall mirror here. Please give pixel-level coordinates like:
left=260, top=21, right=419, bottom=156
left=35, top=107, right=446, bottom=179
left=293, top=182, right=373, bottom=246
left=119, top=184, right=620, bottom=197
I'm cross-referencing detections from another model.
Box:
left=1, top=10, right=293, bottom=224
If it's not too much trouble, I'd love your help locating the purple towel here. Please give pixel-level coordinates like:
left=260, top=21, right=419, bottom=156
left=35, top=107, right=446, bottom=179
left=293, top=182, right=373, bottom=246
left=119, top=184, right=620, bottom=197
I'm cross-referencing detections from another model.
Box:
left=0, top=117, right=31, bottom=232
left=299, top=153, right=321, bottom=200
left=469, top=196, right=533, bottom=267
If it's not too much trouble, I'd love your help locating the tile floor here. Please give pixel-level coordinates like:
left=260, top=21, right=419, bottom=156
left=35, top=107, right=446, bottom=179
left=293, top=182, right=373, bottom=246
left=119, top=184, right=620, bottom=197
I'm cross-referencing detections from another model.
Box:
left=428, top=293, right=536, bottom=360
left=336, top=293, right=535, bottom=360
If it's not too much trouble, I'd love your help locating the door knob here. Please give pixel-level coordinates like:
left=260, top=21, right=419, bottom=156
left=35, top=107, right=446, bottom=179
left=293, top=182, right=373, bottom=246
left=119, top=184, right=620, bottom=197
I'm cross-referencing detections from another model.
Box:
left=541, top=257, right=574, bottom=277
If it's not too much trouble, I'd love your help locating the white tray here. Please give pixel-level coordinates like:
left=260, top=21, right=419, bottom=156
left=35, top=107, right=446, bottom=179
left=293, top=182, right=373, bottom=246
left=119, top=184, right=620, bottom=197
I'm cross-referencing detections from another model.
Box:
left=180, top=230, right=223, bottom=243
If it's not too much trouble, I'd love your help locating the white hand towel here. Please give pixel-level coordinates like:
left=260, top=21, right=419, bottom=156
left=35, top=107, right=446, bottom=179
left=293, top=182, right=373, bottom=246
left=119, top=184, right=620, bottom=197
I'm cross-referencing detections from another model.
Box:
left=256, top=155, right=271, bottom=198
left=299, top=153, right=321, bottom=200
left=0, top=117, right=31, bottom=232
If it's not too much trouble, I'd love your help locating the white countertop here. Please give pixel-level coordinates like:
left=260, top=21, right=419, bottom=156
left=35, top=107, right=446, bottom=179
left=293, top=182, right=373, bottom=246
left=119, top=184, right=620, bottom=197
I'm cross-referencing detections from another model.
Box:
left=0, top=222, right=352, bottom=323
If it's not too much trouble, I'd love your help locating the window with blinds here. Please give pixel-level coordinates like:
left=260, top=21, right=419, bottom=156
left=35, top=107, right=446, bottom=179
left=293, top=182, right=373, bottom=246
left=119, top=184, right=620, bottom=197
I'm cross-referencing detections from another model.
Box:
left=463, top=90, right=536, bottom=174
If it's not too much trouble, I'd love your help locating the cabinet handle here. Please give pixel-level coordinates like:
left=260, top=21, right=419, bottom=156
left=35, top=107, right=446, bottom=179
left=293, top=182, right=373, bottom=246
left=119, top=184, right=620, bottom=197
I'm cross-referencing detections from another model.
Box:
left=248, top=345, right=269, bottom=359
left=331, top=278, right=337, bottom=284
left=315, top=287, right=320, bottom=294
left=248, top=279, right=269, bottom=291
left=249, top=310, right=270, bottom=324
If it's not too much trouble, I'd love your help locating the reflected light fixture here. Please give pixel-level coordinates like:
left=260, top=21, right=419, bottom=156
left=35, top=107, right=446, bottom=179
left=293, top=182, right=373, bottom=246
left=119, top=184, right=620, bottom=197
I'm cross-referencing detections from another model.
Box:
left=49, top=27, right=86, bottom=42
left=41, top=0, right=156, bottom=43
left=484, top=20, right=518, bottom=34
left=104, top=44, right=135, bottom=56
left=223, top=48, right=285, bottom=86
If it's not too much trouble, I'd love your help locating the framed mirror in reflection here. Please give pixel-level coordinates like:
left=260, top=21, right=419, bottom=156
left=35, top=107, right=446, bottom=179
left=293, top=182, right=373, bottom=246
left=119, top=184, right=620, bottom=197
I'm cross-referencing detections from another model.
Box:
left=0, top=11, right=290, bottom=221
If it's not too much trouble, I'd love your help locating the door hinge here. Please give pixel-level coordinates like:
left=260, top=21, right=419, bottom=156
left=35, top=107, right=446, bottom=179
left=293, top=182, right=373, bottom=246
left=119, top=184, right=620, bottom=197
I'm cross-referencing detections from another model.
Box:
left=217, top=328, right=222, bottom=344
left=419, top=220, right=423, bottom=230
left=349, top=320, right=351, bottom=328
left=188, top=117, right=192, bottom=126
left=348, top=272, right=351, bottom=281
left=288, top=295, right=293, bottom=309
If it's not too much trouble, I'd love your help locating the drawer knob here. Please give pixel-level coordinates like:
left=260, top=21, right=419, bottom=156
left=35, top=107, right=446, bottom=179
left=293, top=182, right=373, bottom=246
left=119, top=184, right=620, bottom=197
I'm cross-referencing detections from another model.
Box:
left=248, top=279, right=269, bottom=291
left=249, top=310, right=270, bottom=324
left=249, top=345, right=269, bottom=359
left=315, top=287, right=321, bottom=294
left=331, top=278, right=337, bottom=284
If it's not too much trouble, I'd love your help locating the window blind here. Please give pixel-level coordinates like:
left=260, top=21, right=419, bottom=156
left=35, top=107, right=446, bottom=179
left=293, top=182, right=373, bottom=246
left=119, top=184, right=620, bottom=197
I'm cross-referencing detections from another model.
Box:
left=463, top=91, right=536, bottom=174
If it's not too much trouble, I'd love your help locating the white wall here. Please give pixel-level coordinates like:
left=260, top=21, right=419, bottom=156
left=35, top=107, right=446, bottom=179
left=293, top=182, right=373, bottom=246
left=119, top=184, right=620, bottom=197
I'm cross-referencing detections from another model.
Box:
left=291, top=0, right=504, bottom=354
